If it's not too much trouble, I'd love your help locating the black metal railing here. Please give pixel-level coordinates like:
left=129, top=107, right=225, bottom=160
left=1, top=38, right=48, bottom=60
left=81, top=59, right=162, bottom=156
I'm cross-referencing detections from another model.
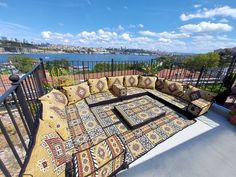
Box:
left=0, top=59, right=46, bottom=177
left=44, top=57, right=235, bottom=94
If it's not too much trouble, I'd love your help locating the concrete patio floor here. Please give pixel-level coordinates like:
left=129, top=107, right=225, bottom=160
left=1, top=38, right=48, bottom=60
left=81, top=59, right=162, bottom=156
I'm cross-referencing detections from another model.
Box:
left=118, top=104, right=236, bottom=177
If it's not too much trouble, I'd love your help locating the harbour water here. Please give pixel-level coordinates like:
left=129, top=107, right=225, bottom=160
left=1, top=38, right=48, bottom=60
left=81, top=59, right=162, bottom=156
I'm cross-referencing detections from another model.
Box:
left=0, top=53, right=155, bottom=63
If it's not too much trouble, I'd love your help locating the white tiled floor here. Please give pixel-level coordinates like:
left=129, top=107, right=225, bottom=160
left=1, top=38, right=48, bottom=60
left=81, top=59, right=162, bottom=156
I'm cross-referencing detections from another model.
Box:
left=118, top=104, right=236, bottom=177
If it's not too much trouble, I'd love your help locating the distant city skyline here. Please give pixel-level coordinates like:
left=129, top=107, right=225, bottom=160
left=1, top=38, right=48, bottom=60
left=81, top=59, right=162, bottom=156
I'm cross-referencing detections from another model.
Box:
left=0, top=0, right=236, bottom=53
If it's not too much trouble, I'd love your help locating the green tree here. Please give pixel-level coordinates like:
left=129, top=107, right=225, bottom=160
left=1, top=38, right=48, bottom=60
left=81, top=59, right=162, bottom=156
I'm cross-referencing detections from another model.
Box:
left=182, top=52, right=220, bottom=70
left=8, top=56, right=37, bottom=73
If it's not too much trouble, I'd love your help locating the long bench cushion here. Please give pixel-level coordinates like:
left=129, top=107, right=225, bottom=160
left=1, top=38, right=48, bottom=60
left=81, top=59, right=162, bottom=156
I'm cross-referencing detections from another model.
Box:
left=126, top=87, right=147, bottom=96
left=63, top=82, right=91, bottom=105
left=39, top=89, right=68, bottom=107
left=112, top=84, right=127, bottom=97
left=66, top=100, right=108, bottom=151
left=72, top=135, right=126, bottom=177
left=23, top=120, right=72, bottom=177
left=85, top=90, right=117, bottom=105
left=146, top=89, right=188, bottom=110
left=187, top=98, right=212, bottom=116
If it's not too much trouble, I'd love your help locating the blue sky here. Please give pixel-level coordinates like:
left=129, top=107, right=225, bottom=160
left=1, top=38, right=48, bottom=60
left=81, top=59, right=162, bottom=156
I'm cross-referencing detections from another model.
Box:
left=0, top=0, right=236, bottom=53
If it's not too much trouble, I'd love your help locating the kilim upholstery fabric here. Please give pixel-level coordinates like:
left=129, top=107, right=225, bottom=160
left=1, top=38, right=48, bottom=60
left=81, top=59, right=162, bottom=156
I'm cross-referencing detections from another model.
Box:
left=126, top=87, right=147, bottom=96
left=39, top=89, right=68, bottom=107
left=138, top=76, right=157, bottom=89
left=156, top=78, right=165, bottom=92
left=124, top=75, right=139, bottom=87
left=88, top=77, right=109, bottom=94
left=63, top=82, right=91, bottom=105
left=115, top=96, right=166, bottom=128
left=112, top=84, right=127, bottom=97
left=187, top=98, right=212, bottom=116
left=42, top=101, right=70, bottom=140
left=85, top=91, right=117, bottom=105
left=72, top=135, right=126, bottom=177
left=23, top=120, right=72, bottom=177
left=162, top=80, right=184, bottom=97
left=107, top=76, right=124, bottom=89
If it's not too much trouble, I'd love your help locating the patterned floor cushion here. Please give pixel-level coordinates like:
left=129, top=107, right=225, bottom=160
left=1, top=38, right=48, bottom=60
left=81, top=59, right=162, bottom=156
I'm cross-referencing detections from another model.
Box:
left=66, top=100, right=108, bottom=151
left=126, top=87, right=147, bottom=96
left=72, top=135, right=126, bottom=177
left=88, top=77, right=109, bottom=94
left=138, top=76, right=157, bottom=89
left=90, top=104, right=122, bottom=128
left=124, top=75, right=139, bottom=87
left=85, top=91, right=118, bottom=105
left=107, top=76, right=124, bottom=89
left=187, top=98, right=212, bottom=116
left=120, top=113, right=195, bottom=164
left=23, top=120, right=72, bottom=177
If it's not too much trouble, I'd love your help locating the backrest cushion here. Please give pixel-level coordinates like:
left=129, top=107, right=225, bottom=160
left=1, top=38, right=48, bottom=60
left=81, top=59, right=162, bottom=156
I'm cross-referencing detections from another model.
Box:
left=42, top=101, right=70, bottom=140
left=63, top=82, right=90, bottom=104
left=156, top=78, right=165, bottom=91
left=200, top=90, right=217, bottom=101
left=23, top=120, right=69, bottom=176
left=138, top=76, right=157, bottom=89
left=107, top=76, right=124, bottom=89
left=88, top=77, right=109, bottom=94
left=163, top=80, right=184, bottom=96
left=183, top=85, right=202, bottom=102
left=124, top=75, right=139, bottom=87
left=39, top=89, right=68, bottom=107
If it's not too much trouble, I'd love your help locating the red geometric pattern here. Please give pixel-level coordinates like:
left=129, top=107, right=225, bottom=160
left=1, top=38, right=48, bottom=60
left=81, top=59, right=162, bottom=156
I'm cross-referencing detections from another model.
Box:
left=168, top=83, right=177, bottom=92
left=128, top=76, right=136, bottom=86
left=76, top=86, right=87, bottom=99
left=96, top=80, right=105, bottom=92
left=52, top=92, right=67, bottom=105
left=144, top=78, right=152, bottom=87
left=50, top=106, right=67, bottom=119
left=156, top=80, right=164, bottom=90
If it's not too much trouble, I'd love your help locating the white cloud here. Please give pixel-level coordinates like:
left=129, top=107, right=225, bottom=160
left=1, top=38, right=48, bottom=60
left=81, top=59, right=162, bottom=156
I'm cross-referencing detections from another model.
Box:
left=193, top=4, right=202, bottom=8
left=139, top=30, right=157, bottom=37
left=180, top=6, right=236, bottom=21
left=138, top=24, right=144, bottom=28
left=121, top=33, right=131, bottom=41
left=0, top=2, right=7, bottom=8
left=180, top=21, right=232, bottom=33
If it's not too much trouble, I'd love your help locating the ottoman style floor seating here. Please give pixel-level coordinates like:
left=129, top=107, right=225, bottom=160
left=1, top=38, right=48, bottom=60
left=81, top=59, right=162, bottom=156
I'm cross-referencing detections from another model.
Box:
left=23, top=75, right=217, bottom=177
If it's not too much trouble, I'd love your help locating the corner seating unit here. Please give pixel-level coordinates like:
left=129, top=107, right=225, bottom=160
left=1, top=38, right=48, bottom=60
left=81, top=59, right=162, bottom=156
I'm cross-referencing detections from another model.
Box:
left=22, top=75, right=216, bottom=177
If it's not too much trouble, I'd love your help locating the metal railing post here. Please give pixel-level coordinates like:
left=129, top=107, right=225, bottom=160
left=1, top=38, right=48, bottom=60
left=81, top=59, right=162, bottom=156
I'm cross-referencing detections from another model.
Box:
left=111, top=58, right=114, bottom=76
left=168, top=64, right=173, bottom=79
left=82, top=61, right=86, bottom=81
left=196, top=65, right=205, bottom=87
left=9, top=74, right=35, bottom=135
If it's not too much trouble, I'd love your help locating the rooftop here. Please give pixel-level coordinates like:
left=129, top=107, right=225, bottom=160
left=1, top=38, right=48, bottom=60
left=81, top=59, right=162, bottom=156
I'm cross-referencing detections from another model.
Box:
left=118, top=104, right=236, bottom=177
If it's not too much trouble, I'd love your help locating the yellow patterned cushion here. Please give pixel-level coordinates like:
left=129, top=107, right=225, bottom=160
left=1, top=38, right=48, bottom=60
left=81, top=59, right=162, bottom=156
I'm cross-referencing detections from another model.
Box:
left=88, top=77, right=108, bottom=94
left=163, top=80, right=184, bottom=96
left=183, top=86, right=216, bottom=102
left=42, top=101, right=70, bottom=140
left=138, top=76, right=157, bottom=89
left=63, top=82, right=91, bottom=105
left=39, top=89, right=68, bottom=107
left=124, top=75, right=139, bottom=87
left=23, top=120, right=68, bottom=176
left=107, top=76, right=124, bottom=89
left=156, top=78, right=165, bottom=91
